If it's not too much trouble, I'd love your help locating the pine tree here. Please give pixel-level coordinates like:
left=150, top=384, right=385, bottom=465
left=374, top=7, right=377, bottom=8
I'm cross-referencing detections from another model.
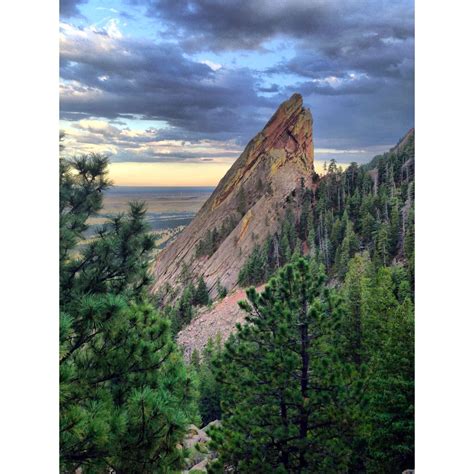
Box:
left=340, top=259, right=414, bottom=472
left=194, top=276, right=211, bottom=306
left=341, top=252, right=373, bottom=366
left=193, top=338, right=223, bottom=426
left=365, top=297, right=414, bottom=473
left=177, top=283, right=195, bottom=328
left=389, top=197, right=401, bottom=255
left=237, top=187, right=247, bottom=215
left=307, top=208, right=316, bottom=257
left=336, top=219, right=360, bottom=277
left=375, top=222, right=390, bottom=266
left=60, top=154, right=197, bottom=472
left=209, top=259, right=359, bottom=473
left=403, top=206, right=415, bottom=280
left=216, top=278, right=227, bottom=299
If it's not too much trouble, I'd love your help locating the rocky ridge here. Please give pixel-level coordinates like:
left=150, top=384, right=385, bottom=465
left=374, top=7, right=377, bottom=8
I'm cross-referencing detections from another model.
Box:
left=151, top=93, right=315, bottom=300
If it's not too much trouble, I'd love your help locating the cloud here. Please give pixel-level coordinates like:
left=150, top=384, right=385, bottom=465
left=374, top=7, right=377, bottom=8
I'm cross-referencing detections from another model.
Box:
left=199, top=59, right=222, bottom=71
left=60, top=0, right=414, bottom=161
left=60, top=0, right=88, bottom=18
left=127, top=0, right=414, bottom=147
left=136, top=0, right=413, bottom=53
left=61, top=118, right=243, bottom=163
left=60, top=22, right=270, bottom=141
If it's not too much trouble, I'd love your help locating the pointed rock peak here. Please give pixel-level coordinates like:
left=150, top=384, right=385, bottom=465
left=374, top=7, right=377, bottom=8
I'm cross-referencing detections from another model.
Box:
left=206, top=93, right=314, bottom=210
left=264, top=93, right=303, bottom=127
left=152, top=93, right=315, bottom=299
left=261, top=92, right=308, bottom=137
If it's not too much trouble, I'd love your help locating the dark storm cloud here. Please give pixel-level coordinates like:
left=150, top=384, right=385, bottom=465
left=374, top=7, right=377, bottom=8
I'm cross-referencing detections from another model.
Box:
left=60, top=24, right=270, bottom=140
left=257, top=83, right=280, bottom=94
left=61, top=0, right=414, bottom=156
left=60, top=0, right=88, bottom=18
left=128, top=0, right=414, bottom=148
left=136, top=0, right=413, bottom=53
left=273, top=37, right=414, bottom=83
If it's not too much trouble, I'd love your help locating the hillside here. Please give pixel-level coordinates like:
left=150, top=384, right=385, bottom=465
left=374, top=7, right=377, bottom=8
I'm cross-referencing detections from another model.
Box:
left=177, top=127, right=415, bottom=357
left=151, top=93, right=315, bottom=300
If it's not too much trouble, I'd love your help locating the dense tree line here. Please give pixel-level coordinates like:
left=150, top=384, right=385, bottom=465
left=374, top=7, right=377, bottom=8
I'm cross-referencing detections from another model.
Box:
left=238, top=132, right=415, bottom=289
left=207, top=256, right=414, bottom=473
left=61, top=133, right=414, bottom=472
left=60, top=154, right=199, bottom=472
left=197, top=133, right=415, bottom=472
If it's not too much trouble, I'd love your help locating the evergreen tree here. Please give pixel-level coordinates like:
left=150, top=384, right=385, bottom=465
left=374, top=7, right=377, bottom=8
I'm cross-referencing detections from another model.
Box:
left=238, top=246, right=266, bottom=286
left=194, top=276, right=211, bottom=306
left=375, top=222, right=390, bottom=266
left=336, top=219, right=360, bottom=278
left=365, top=297, right=414, bottom=473
left=341, top=252, right=373, bottom=366
left=177, top=283, right=195, bottom=328
left=216, top=278, right=227, bottom=299
left=281, top=232, right=292, bottom=264
left=403, top=206, right=415, bottom=280
left=307, top=209, right=316, bottom=257
left=60, top=154, right=197, bottom=472
left=192, top=338, right=223, bottom=426
left=389, top=197, right=401, bottom=255
left=237, top=187, right=247, bottom=215
left=340, top=258, right=414, bottom=472
left=209, top=259, right=359, bottom=473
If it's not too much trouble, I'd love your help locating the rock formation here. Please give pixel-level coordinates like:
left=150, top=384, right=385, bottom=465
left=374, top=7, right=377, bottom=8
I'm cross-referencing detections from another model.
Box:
left=151, top=93, right=315, bottom=299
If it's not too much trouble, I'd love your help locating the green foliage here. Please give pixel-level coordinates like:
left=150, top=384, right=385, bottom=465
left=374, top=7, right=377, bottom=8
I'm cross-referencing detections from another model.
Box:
left=404, top=203, right=415, bottom=281
left=196, top=215, right=239, bottom=257
left=192, top=338, right=223, bottom=427
left=206, top=133, right=415, bottom=472
left=237, top=187, right=247, bottom=215
left=163, top=271, right=215, bottom=334
left=216, top=278, right=227, bottom=299
left=194, top=276, right=211, bottom=306
left=340, top=258, right=415, bottom=473
left=60, top=153, right=111, bottom=263
left=364, top=297, right=414, bottom=473
left=60, top=154, right=198, bottom=472
left=238, top=245, right=267, bottom=286
left=238, top=131, right=415, bottom=287
left=210, top=259, right=359, bottom=473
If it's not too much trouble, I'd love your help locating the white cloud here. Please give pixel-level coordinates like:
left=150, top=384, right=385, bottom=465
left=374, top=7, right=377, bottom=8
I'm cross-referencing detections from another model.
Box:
left=315, top=148, right=367, bottom=154
left=104, top=19, right=122, bottom=39
left=61, top=118, right=243, bottom=164
left=200, top=59, right=222, bottom=71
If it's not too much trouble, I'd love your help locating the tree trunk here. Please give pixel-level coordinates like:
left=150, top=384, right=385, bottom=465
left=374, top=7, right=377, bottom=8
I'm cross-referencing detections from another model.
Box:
left=298, top=298, right=310, bottom=471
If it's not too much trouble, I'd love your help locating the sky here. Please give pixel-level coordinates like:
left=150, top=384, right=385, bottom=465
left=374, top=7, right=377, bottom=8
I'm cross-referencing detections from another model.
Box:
left=60, top=0, right=414, bottom=186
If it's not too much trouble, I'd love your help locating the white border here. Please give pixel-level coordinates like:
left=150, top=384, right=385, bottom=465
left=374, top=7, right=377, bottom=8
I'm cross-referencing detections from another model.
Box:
left=1, top=0, right=474, bottom=471
left=416, top=0, right=474, bottom=471
left=0, top=0, right=59, bottom=471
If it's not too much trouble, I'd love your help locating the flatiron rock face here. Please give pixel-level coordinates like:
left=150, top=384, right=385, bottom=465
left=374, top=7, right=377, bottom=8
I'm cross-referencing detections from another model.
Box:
left=151, top=93, right=315, bottom=299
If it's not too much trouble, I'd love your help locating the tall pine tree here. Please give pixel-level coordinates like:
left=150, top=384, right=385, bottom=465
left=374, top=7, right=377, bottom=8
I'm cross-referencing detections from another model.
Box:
left=209, top=259, right=359, bottom=473
left=60, top=154, right=198, bottom=472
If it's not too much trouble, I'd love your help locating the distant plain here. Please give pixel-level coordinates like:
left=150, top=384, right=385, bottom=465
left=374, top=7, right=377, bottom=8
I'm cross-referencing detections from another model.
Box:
left=87, top=186, right=214, bottom=249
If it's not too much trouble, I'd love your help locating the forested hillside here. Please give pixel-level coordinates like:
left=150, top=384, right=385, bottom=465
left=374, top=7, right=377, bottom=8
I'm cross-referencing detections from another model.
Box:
left=59, top=126, right=415, bottom=473
left=238, top=129, right=415, bottom=289
left=192, top=130, right=415, bottom=473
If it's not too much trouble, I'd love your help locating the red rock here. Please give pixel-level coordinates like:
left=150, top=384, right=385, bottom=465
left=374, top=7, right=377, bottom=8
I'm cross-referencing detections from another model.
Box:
left=151, top=93, right=314, bottom=300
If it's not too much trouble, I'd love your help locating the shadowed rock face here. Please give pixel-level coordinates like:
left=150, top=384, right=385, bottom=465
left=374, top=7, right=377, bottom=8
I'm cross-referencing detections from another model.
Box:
left=151, top=93, right=315, bottom=299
